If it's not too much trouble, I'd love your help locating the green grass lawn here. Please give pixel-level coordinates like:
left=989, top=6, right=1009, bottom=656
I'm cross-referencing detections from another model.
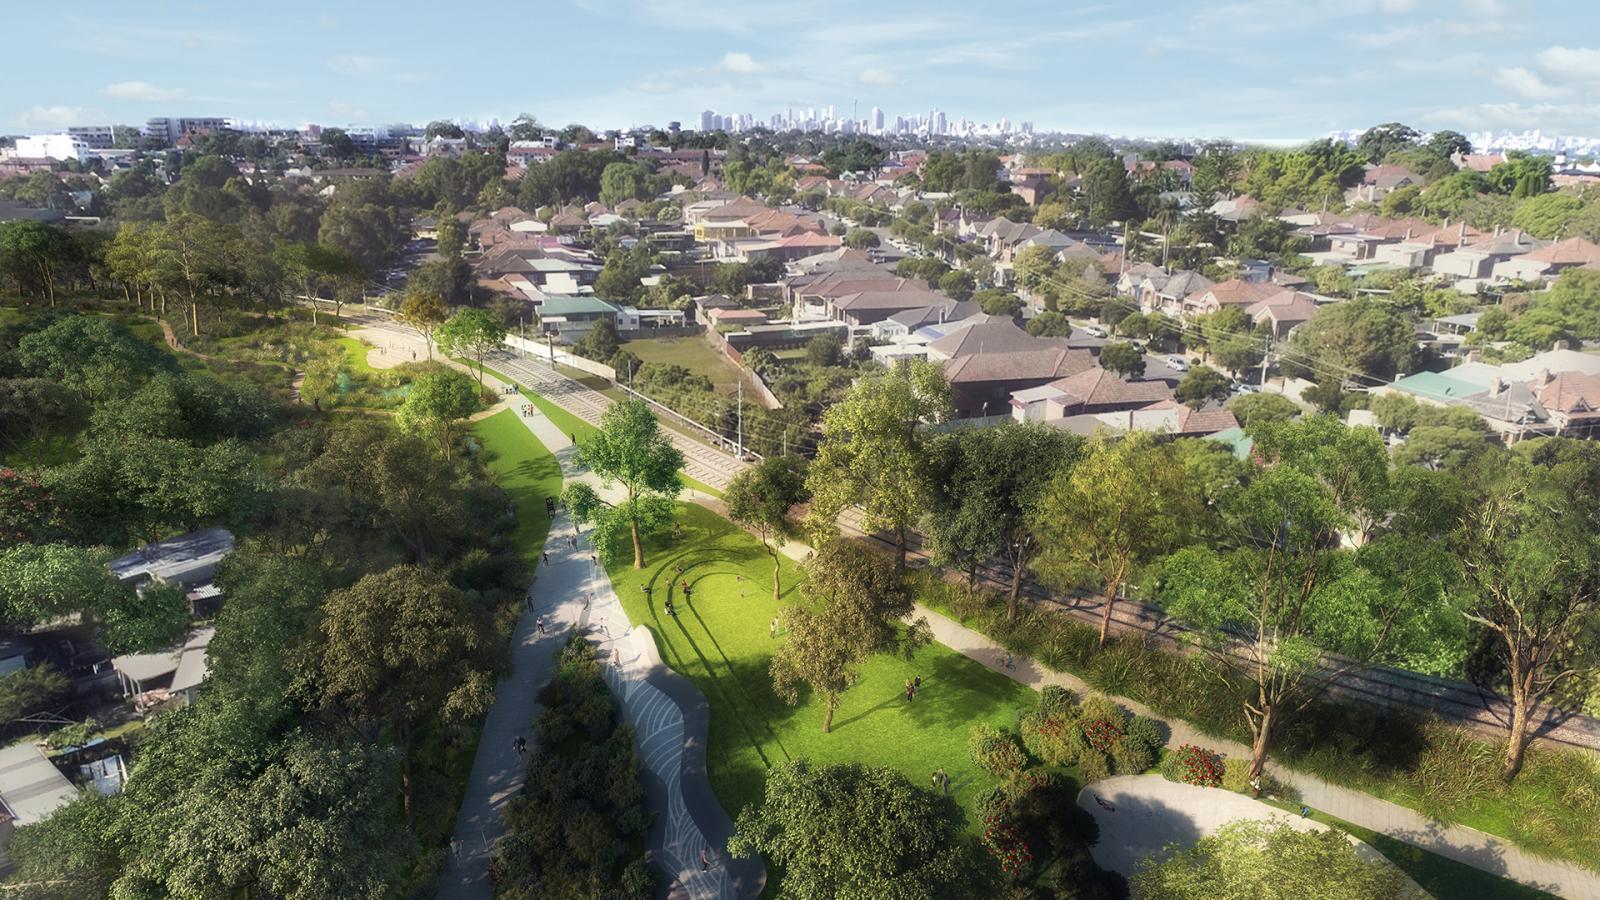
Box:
left=604, top=503, right=1039, bottom=822
left=621, top=335, right=745, bottom=389
left=337, top=336, right=375, bottom=374
left=473, top=408, right=562, bottom=568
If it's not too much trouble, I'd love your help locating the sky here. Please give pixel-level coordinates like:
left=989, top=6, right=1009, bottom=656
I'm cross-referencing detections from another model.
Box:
left=5, top=0, right=1599, bottom=142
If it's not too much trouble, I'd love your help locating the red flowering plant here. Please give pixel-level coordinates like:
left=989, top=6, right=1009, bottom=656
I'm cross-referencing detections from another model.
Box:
left=981, top=814, right=1033, bottom=875
left=1174, top=743, right=1224, bottom=787
left=1081, top=716, right=1125, bottom=753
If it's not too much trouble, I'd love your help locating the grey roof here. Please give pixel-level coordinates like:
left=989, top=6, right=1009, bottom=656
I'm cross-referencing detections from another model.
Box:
left=928, top=319, right=1067, bottom=358
left=0, top=742, right=78, bottom=826
left=108, top=528, right=234, bottom=589
left=887, top=300, right=981, bottom=328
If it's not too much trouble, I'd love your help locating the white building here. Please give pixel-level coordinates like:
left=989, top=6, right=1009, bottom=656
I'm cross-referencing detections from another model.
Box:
left=12, top=133, right=94, bottom=162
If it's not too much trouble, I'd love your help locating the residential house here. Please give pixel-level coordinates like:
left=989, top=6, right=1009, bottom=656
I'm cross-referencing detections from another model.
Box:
left=1432, top=229, right=1541, bottom=281
left=706, top=307, right=770, bottom=330
left=1245, top=291, right=1320, bottom=340
left=1493, top=237, right=1600, bottom=282
left=1141, top=270, right=1212, bottom=314
left=111, top=626, right=214, bottom=705
left=1009, top=366, right=1174, bottom=421
left=0, top=741, right=79, bottom=865
left=829, top=289, right=952, bottom=327
left=537, top=297, right=620, bottom=337
left=1346, top=165, right=1419, bottom=204
left=944, top=347, right=1097, bottom=418
left=1181, top=278, right=1282, bottom=317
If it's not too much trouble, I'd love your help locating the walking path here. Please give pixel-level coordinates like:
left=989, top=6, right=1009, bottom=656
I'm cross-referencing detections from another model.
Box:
left=437, top=361, right=762, bottom=900
left=916, top=603, right=1596, bottom=900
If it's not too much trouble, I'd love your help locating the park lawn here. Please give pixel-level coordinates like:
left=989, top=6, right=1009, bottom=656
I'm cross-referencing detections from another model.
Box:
left=336, top=336, right=375, bottom=374
left=622, top=335, right=744, bottom=390
left=473, top=408, right=562, bottom=569
left=604, top=503, right=1038, bottom=824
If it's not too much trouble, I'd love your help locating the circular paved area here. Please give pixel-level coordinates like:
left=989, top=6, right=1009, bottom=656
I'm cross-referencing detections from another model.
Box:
left=1077, top=775, right=1392, bottom=878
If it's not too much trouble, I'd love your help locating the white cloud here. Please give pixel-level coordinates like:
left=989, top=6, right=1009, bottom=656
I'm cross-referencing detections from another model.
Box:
left=1536, top=46, right=1600, bottom=82
left=100, top=80, right=186, bottom=102
left=17, top=105, right=87, bottom=129
left=1492, top=66, right=1566, bottom=99
left=328, top=54, right=386, bottom=76
left=857, top=68, right=895, bottom=86
left=1377, top=0, right=1421, bottom=11
left=1460, top=0, right=1506, bottom=15
left=1423, top=101, right=1600, bottom=132
left=716, top=51, right=763, bottom=74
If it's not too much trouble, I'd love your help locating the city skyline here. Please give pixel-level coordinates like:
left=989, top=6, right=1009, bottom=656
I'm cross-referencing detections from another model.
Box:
left=4, top=0, right=1599, bottom=143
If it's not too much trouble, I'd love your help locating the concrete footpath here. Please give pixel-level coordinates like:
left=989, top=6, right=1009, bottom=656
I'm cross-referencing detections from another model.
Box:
left=437, top=364, right=761, bottom=899
left=916, top=604, right=1597, bottom=900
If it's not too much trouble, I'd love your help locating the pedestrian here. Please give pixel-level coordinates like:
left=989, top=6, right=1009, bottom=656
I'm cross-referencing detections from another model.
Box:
left=939, top=767, right=949, bottom=795
left=613, top=647, right=620, bottom=666
left=542, top=551, right=550, bottom=566
left=770, top=616, right=778, bottom=638
left=411, top=350, right=416, bottom=361
left=583, top=592, right=591, bottom=610
left=535, top=616, right=545, bottom=634
left=904, top=678, right=913, bottom=702
left=643, top=584, right=653, bottom=603
left=514, top=736, right=526, bottom=757
left=683, top=584, right=692, bottom=603
left=665, top=598, right=676, bottom=617
left=701, top=846, right=711, bottom=871
left=1002, top=651, right=1014, bottom=670
left=913, top=675, right=922, bottom=694
left=931, top=770, right=940, bottom=792
left=1249, top=776, right=1262, bottom=798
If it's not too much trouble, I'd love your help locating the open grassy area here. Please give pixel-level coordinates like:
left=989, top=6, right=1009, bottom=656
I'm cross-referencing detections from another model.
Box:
left=472, top=408, right=563, bottom=569
left=621, top=335, right=744, bottom=390
left=336, top=336, right=375, bottom=374
left=603, top=503, right=1039, bottom=823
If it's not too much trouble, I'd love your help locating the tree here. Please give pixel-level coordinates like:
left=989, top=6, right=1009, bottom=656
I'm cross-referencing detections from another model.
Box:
left=0, top=543, right=186, bottom=653
left=276, top=241, right=362, bottom=325
left=728, top=760, right=976, bottom=898
left=806, top=360, right=950, bottom=572
left=424, top=120, right=465, bottom=140
left=1034, top=434, right=1194, bottom=646
left=0, top=221, right=76, bottom=306
left=1227, top=392, right=1300, bottom=427
left=0, top=377, right=85, bottom=463
left=319, top=179, right=407, bottom=273
left=397, top=290, right=448, bottom=360
left=725, top=457, right=809, bottom=601
left=15, top=315, right=170, bottom=403
left=562, top=399, right=683, bottom=568
left=395, top=370, right=480, bottom=459
left=805, top=332, right=843, bottom=368
left=156, top=212, right=245, bottom=336
left=1157, top=459, right=1459, bottom=777
left=318, top=564, right=495, bottom=818
left=923, top=424, right=1082, bottom=619
left=1130, top=819, right=1409, bottom=900
left=320, top=127, right=356, bottom=160
left=938, top=269, right=976, bottom=301
left=843, top=228, right=880, bottom=250
left=435, top=306, right=505, bottom=383
left=1285, top=297, right=1415, bottom=381
left=1098, top=341, right=1146, bottom=378
left=1174, top=365, right=1234, bottom=405
left=1456, top=459, right=1600, bottom=780
left=1025, top=310, right=1072, bottom=337
left=769, top=542, right=931, bottom=732
left=1355, top=122, right=1420, bottom=164
left=1427, top=130, right=1472, bottom=160
left=573, top=317, right=621, bottom=363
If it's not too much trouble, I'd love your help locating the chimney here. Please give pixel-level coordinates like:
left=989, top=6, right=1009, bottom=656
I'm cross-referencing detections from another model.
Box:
left=1538, top=368, right=1553, bottom=385
left=1459, top=222, right=1466, bottom=243
left=1490, top=376, right=1506, bottom=395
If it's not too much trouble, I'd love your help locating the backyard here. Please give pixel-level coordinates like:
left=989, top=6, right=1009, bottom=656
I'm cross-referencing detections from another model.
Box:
left=620, top=335, right=745, bottom=391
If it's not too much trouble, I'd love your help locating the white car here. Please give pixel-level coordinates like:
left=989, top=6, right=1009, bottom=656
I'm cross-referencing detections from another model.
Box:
left=1082, top=325, right=1108, bottom=338
left=1234, top=383, right=1259, bottom=394
left=1164, top=355, right=1191, bottom=372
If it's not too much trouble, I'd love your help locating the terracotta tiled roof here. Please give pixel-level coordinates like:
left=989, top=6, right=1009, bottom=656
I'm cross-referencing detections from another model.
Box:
left=944, top=347, right=1096, bottom=384
left=1048, top=367, right=1174, bottom=407
left=1517, top=237, right=1600, bottom=267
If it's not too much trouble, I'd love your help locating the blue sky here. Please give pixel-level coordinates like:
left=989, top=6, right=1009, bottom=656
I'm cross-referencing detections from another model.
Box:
left=6, top=0, right=1598, bottom=141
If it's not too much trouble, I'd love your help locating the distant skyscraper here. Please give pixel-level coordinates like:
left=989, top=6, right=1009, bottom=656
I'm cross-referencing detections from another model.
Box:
left=699, top=110, right=714, bottom=132
left=935, top=111, right=947, bottom=135
left=871, top=107, right=884, bottom=133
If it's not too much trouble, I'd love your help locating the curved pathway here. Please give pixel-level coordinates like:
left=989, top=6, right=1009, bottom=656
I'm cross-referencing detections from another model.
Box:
left=1078, top=775, right=1405, bottom=883
left=437, top=357, right=762, bottom=900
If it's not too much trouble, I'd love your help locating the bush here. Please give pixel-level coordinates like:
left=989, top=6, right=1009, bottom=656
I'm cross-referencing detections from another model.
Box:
left=1079, top=749, right=1112, bottom=783
left=1078, top=694, right=1125, bottom=726
left=1126, top=716, right=1165, bottom=754
left=1222, top=757, right=1252, bottom=794
left=1038, top=684, right=1077, bottom=717
left=970, top=723, right=1027, bottom=777
left=1112, top=740, right=1157, bottom=776
left=1165, top=744, right=1224, bottom=788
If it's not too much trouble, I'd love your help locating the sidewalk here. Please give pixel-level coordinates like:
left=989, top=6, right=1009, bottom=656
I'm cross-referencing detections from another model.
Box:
left=438, top=363, right=761, bottom=900
left=915, top=603, right=1597, bottom=900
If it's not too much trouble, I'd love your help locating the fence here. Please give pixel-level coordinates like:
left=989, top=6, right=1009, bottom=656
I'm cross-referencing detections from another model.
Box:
left=503, top=334, right=616, bottom=380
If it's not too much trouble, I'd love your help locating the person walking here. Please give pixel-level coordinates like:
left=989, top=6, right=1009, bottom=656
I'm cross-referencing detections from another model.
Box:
left=913, top=675, right=923, bottom=694
left=770, top=616, right=778, bottom=638
left=701, top=846, right=711, bottom=871
left=904, top=679, right=914, bottom=702
left=535, top=616, right=546, bottom=634
left=643, top=584, right=653, bottom=604
left=938, top=768, right=949, bottom=795
left=513, top=735, right=526, bottom=757
left=542, top=551, right=550, bottom=566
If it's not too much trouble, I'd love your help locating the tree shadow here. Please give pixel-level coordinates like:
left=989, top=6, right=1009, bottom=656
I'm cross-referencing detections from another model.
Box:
left=1077, top=790, right=1206, bottom=878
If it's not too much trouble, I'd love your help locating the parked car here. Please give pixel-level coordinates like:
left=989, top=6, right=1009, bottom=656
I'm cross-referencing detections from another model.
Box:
left=1234, top=383, right=1259, bottom=394
left=1164, top=355, right=1191, bottom=372
left=1082, top=325, right=1108, bottom=338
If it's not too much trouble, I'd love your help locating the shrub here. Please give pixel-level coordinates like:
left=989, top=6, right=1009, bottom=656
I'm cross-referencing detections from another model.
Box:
left=1079, top=749, right=1112, bottom=783
left=969, top=723, right=1026, bottom=777
left=1038, top=685, right=1077, bottom=717
left=1021, top=711, right=1087, bottom=767
left=1126, top=716, right=1165, bottom=754
left=1168, top=744, right=1224, bottom=788
left=1082, top=716, right=1127, bottom=754
left=1222, top=757, right=1252, bottom=794
left=1078, top=693, right=1126, bottom=727
left=976, top=785, right=1013, bottom=822
left=981, top=813, right=1034, bottom=876
left=1112, top=740, right=1157, bottom=776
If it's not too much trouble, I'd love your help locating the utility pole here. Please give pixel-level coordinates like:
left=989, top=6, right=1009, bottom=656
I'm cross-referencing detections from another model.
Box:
left=736, top=379, right=744, bottom=459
